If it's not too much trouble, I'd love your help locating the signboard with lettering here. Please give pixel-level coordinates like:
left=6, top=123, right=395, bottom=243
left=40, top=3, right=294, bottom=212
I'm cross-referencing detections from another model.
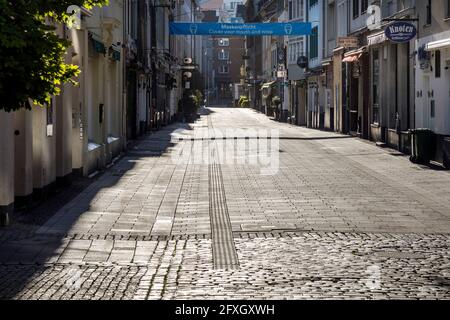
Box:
left=384, top=21, right=417, bottom=43
left=169, top=22, right=312, bottom=36
left=337, top=37, right=359, bottom=48
left=277, top=70, right=287, bottom=78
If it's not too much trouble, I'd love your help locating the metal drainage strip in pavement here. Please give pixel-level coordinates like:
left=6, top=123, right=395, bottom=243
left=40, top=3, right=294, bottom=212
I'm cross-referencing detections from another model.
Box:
left=208, top=154, right=239, bottom=270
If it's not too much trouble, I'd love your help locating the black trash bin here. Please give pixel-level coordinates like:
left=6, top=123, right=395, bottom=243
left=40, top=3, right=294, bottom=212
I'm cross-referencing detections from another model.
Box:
left=410, top=129, right=435, bottom=165
left=443, top=137, right=450, bottom=169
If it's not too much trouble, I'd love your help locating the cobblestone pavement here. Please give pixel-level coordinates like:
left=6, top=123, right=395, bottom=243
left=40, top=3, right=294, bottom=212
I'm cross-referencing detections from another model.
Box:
left=1, top=107, right=450, bottom=299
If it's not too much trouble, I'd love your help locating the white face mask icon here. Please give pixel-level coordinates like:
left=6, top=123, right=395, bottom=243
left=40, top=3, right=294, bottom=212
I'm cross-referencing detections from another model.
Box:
left=284, top=24, right=293, bottom=35
left=190, top=24, right=198, bottom=35
left=366, top=5, right=381, bottom=30
left=67, top=5, right=81, bottom=30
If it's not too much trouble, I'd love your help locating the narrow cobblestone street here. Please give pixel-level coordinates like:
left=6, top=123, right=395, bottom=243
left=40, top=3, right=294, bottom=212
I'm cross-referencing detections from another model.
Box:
left=2, top=108, right=450, bottom=299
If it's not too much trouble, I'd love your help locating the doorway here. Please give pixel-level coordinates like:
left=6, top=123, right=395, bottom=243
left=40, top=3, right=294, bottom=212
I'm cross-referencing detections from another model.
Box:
left=423, top=75, right=434, bottom=130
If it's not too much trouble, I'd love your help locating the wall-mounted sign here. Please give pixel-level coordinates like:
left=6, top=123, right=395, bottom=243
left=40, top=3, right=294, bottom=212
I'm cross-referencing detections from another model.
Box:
left=277, top=70, right=287, bottom=78
left=337, top=37, right=359, bottom=48
left=384, top=21, right=417, bottom=43
left=169, top=22, right=312, bottom=36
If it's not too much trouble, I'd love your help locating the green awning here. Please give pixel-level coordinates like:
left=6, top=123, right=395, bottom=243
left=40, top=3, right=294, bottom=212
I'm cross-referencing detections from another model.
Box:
left=91, top=38, right=106, bottom=55
left=111, top=49, right=121, bottom=62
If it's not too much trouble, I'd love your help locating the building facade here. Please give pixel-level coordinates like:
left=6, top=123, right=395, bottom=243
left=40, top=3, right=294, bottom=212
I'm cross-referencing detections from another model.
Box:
left=1, top=1, right=126, bottom=225
left=0, top=0, right=202, bottom=225
left=415, top=0, right=450, bottom=164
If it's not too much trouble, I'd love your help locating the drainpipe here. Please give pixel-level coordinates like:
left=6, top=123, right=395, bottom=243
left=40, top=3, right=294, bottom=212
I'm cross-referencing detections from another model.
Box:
left=122, top=0, right=127, bottom=148
left=407, top=40, right=411, bottom=130
left=151, top=1, right=157, bottom=129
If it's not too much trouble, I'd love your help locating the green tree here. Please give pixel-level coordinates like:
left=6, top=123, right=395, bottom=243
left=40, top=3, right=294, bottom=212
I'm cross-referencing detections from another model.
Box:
left=0, top=0, right=108, bottom=112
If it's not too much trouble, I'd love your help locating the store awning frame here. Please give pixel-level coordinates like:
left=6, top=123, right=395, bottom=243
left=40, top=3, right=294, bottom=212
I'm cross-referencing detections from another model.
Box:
left=342, top=53, right=362, bottom=62
left=260, top=81, right=277, bottom=91
left=426, top=38, right=450, bottom=51
left=342, top=46, right=367, bottom=63
left=367, top=30, right=388, bottom=47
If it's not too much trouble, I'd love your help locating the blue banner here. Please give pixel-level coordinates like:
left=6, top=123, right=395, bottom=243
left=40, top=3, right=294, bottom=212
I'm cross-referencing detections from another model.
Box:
left=169, top=22, right=312, bottom=36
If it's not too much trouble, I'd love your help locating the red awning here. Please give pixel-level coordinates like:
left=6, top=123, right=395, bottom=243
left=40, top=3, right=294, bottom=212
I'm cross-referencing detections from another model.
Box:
left=342, top=53, right=362, bottom=63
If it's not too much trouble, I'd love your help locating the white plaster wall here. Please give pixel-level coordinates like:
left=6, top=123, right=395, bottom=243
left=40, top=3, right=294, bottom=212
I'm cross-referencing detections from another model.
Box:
left=415, top=30, right=450, bottom=135
left=71, top=28, right=88, bottom=173
left=32, top=102, right=57, bottom=189
left=13, top=109, right=33, bottom=197
left=0, top=111, right=14, bottom=206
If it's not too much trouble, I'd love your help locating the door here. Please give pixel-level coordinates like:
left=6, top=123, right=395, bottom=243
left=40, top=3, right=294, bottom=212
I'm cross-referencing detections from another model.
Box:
left=423, top=75, right=434, bottom=130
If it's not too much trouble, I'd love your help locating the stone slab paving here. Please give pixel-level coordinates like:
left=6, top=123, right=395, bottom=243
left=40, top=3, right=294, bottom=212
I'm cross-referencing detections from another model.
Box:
left=1, top=107, right=450, bottom=299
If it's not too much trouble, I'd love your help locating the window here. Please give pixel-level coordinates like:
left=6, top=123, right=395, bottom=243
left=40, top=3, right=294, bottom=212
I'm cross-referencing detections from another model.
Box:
left=218, top=49, right=229, bottom=60
left=361, top=0, right=368, bottom=14
left=309, top=0, right=318, bottom=8
left=372, top=49, right=380, bottom=124
left=289, top=1, right=293, bottom=20
left=289, top=40, right=303, bottom=64
left=328, top=3, right=336, bottom=40
left=435, top=50, right=441, bottom=78
left=218, top=65, right=229, bottom=74
left=300, top=0, right=305, bottom=20
left=218, top=38, right=229, bottom=46
left=447, top=0, right=450, bottom=18
left=289, top=43, right=295, bottom=63
left=298, top=39, right=304, bottom=57
left=353, top=0, right=359, bottom=19
left=426, top=0, right=432, bottom=25
left=309, top=26, right=318, bottom=59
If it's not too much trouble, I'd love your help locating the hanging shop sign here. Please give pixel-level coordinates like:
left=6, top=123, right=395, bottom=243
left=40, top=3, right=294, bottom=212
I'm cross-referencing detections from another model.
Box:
left=337, top=37, right=359, bottom=48
left=169, top=22, right=312, bottom=36
left=384, top=21, right=417, bottom=43
left=277, top=70, right=287, bottom=78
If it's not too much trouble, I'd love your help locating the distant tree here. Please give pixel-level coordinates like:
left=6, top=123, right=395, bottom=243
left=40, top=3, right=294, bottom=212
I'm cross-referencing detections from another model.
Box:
left=0, top=0, right=108, bottom=112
